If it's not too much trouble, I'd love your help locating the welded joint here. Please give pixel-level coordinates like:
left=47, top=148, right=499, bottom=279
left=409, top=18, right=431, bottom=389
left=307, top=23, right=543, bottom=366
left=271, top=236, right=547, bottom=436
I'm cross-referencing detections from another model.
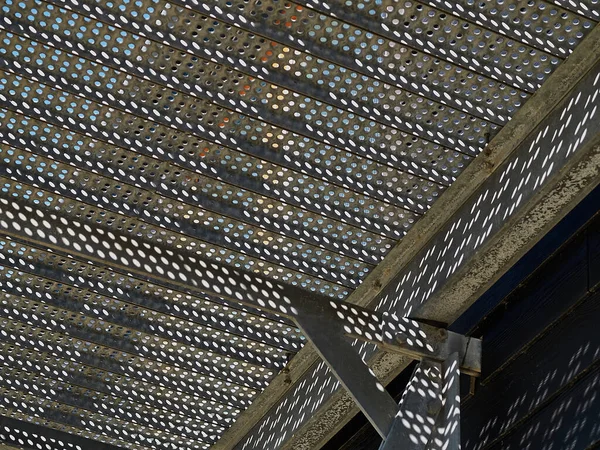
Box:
left=379, top=322, right=482, bottom=377
left=337, top=307, right=481, bottom=376
left=294, top=298, right=479, bottom=445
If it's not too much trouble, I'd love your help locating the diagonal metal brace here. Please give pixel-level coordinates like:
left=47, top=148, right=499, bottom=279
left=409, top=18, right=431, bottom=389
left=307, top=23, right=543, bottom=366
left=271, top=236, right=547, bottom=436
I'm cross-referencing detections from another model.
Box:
left=427, top=353, right=461, bottom=450
left=294, top=304, right=400, bottom=439
left=378, top=353, right=461, bottom=450
left=379, top=359, right=444, bottom=449
left=292, top=299, right=478, bottom=447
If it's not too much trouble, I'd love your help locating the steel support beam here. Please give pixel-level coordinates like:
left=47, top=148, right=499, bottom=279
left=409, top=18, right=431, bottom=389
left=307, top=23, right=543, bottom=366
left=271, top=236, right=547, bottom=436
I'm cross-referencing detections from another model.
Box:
left=377, top=352, right=461, bottom=450
left=215, top=24, right=600, bottom=450
left=428, top=354, right=461, bottom=450
left=379, top=360, right=443, bottom=450
left=338, top=309, right=481, bottom=376
left=283, top=293, right=471, bottom=448
left=294, top=299, right=476, bottom=447
left=294, top=307, right=399, bottom=440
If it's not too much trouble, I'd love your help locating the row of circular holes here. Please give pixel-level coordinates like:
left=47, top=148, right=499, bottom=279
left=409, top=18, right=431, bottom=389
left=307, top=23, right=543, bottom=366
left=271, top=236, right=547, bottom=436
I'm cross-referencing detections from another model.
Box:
left=423, top=0, right=595, bottom=55
left=265, top=0, right=560, bottom=91
left=23, top=275, right=298, bottom=358
left=0, top=27, right=443, bottom=214
left=0, top=340, right=241, bottom=420
left=0, top=106, right=396, bottom=261
left=0, top=365, right=222, bottom=442
left=5, top=0, right=478, bottom=190
left=0, top=290, right=282, bottom=383
left=0, top=71, right=412, bottom=242
left=0, top=114, right=388, bottom=268
left=128, top=0, right=529, bottom=121
left=0, top=235, right=302, bottom=341
left=0, top=319, right=257, bottom=408
left=0, top=420, right=127, bottom=450
left=1, top=143, right=368, bottom=289
left=0, top=175, right=356, bottom=295
left=0, top=189, right=315, bottom=318
left=0, top=387, right=204, bottom=449
left=80, top=0, right=497, bottom=152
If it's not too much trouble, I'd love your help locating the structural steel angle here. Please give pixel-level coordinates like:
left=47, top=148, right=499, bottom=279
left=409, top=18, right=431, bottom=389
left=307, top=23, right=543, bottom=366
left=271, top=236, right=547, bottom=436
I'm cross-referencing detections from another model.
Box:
left=0, top=0, right=597, bottom=448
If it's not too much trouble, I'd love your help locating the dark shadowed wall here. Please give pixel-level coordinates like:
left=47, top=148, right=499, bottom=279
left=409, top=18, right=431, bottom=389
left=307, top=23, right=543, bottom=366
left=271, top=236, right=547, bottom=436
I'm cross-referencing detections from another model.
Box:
left=324, top=186, right=600, bottom=450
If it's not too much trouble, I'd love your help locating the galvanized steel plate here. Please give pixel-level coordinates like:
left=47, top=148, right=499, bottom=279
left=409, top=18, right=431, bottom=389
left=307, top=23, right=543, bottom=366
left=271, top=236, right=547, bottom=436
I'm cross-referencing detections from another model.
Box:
left=0, top=0, right=596, bottom=448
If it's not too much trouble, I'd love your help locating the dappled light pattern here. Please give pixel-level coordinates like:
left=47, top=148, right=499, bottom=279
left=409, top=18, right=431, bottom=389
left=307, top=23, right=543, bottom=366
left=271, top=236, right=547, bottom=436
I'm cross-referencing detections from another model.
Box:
left=428, top=354, right=460, bottom=450
left=0, top=416, right=120, bottom=449
left=381, top=360, right=443, bottom=448
left=237, top=360, right=338, bottom=450
left=236, top=59, right=600, bottom=450
left=374, top=62, right=600, bottom=317
left=326, top=302, right=480, bottom=375
left=266, top=299, right=477, bottom=446
left=0, top=0, right=596, bottom=447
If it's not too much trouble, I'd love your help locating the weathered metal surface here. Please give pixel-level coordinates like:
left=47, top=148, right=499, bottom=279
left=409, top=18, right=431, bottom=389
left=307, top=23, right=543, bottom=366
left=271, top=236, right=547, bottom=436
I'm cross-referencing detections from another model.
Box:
left=294, top=306, right=399, bottom=440
left=379, top=360, right=443, bottom=450
left=0, top=0, right=597, bottom=447
left=427, top=353, right=461, bottom=450
left=229, top=26, right=600, bottom=450
left=0, top=415, right=129, bottom=450
left=341, top=310, right=481, bottom=376
left=287, top=294, right=475, bottom=446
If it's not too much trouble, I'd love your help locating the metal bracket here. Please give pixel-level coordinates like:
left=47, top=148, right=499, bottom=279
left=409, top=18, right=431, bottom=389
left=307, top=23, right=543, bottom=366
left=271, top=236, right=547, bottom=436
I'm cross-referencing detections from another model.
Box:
left=379, top=353, right=461, bottom=450
left=292, top=300, right=480, bottom=449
